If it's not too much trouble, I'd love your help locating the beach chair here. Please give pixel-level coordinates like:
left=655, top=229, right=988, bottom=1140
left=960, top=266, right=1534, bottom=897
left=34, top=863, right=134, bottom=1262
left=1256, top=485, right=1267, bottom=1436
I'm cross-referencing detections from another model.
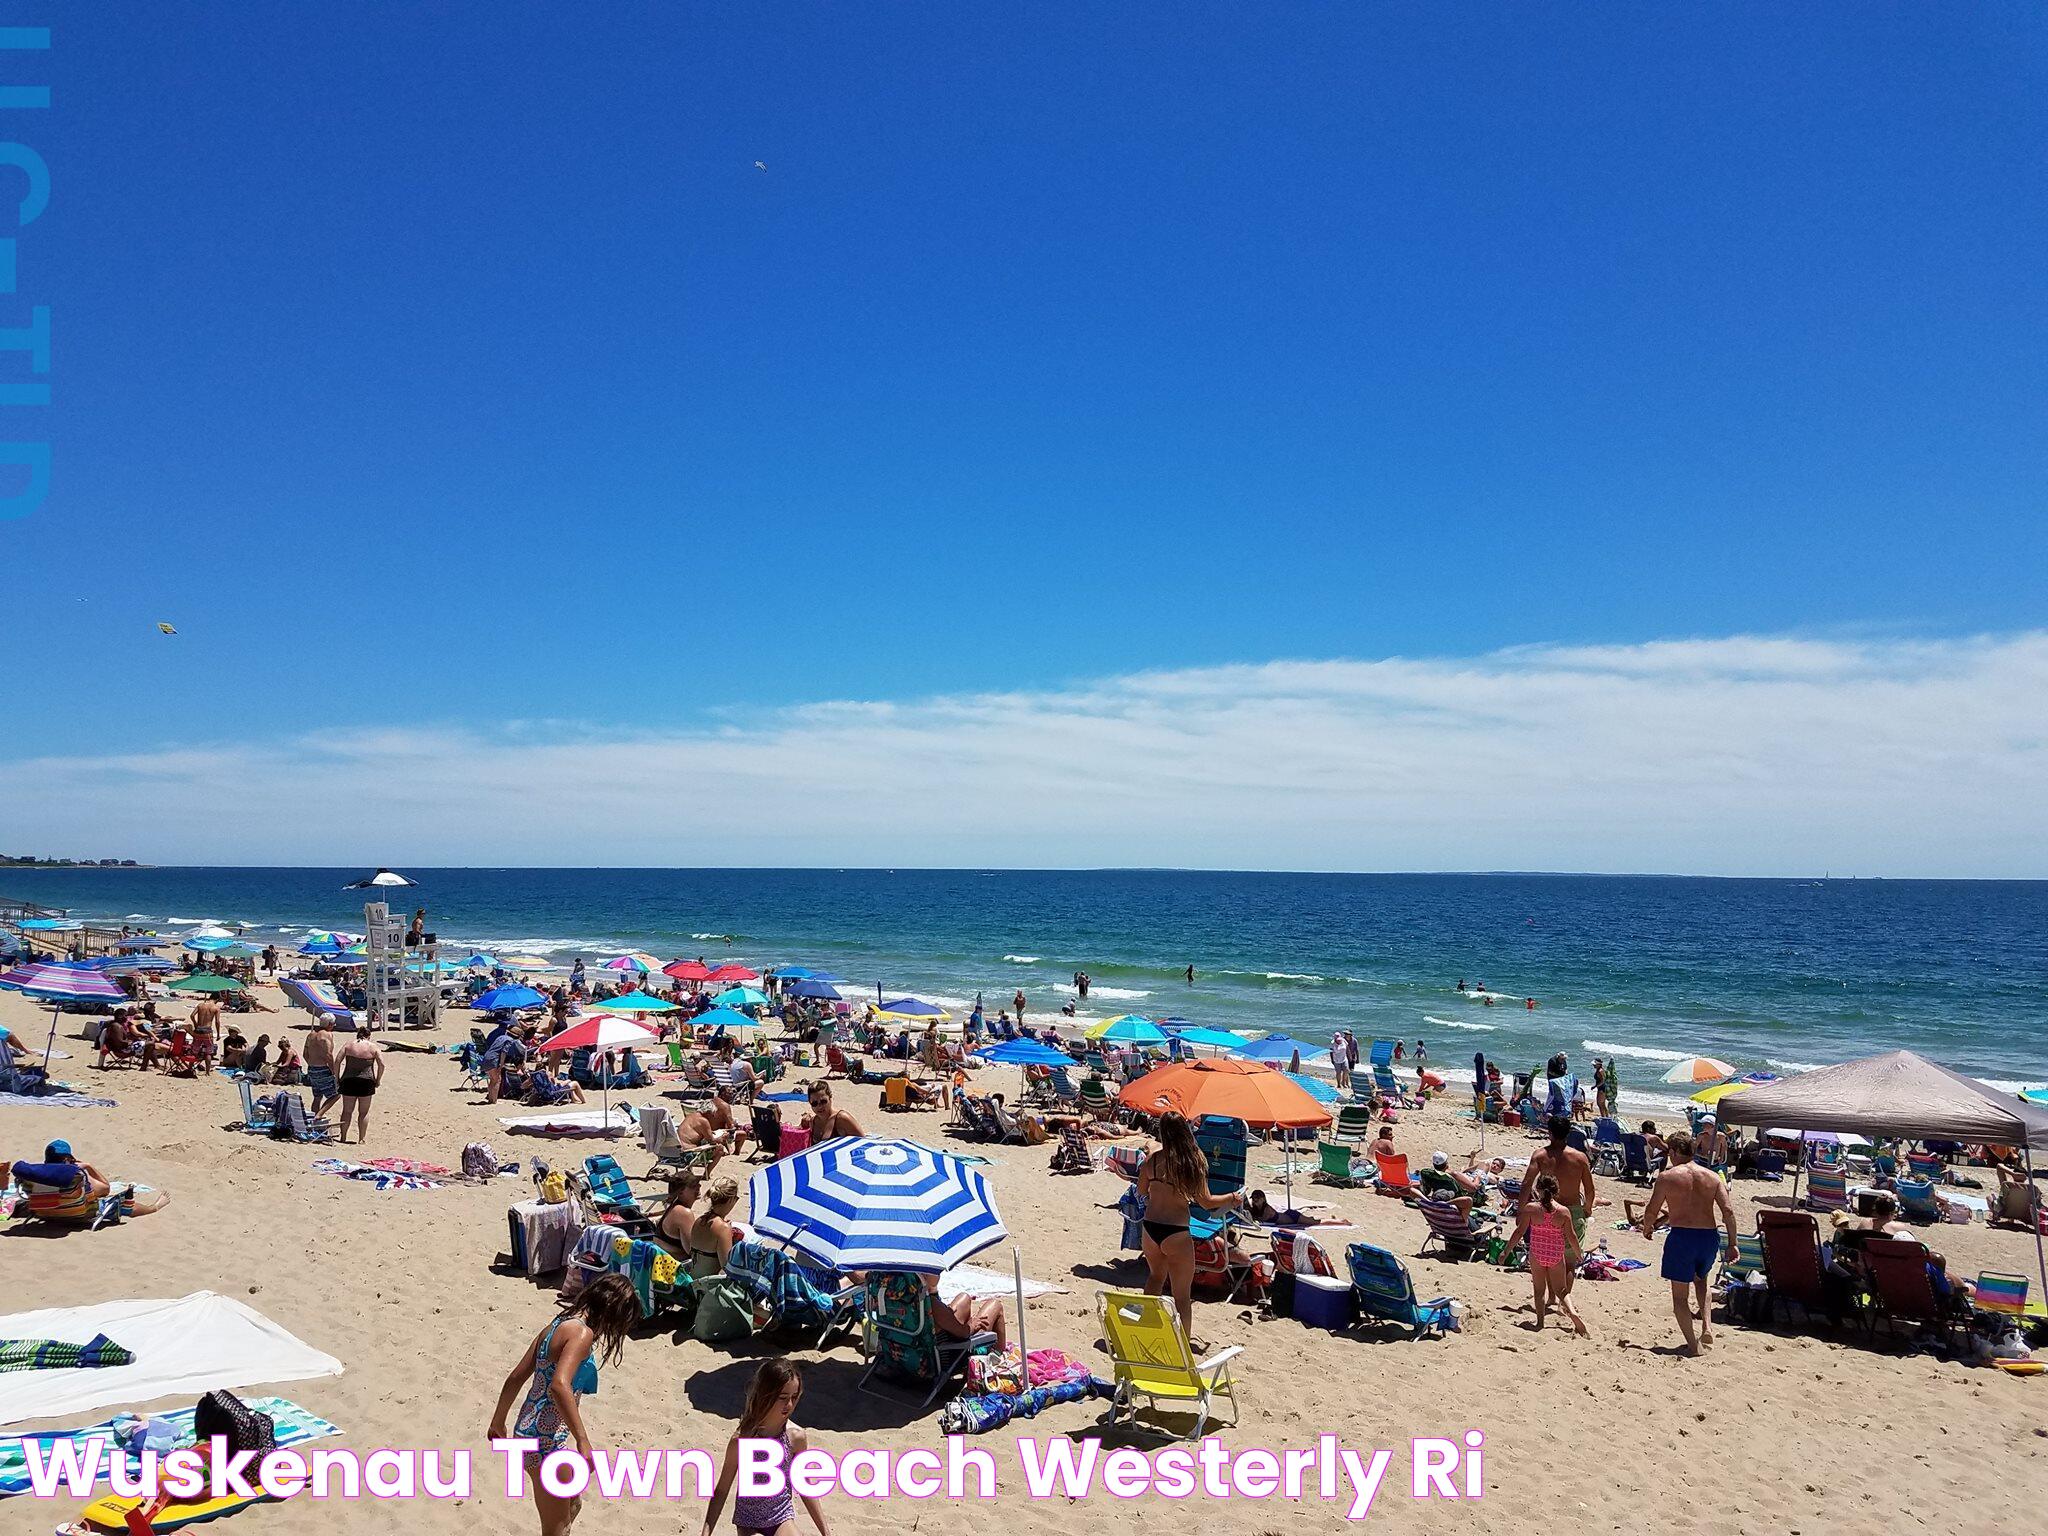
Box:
left=988, top=1099, right=1031, bottom=1144
left=1329, top=1103, right=1373, bottom=1146
left=1077, top=1076, right=1119, bottom=1122
left=1344, top=1241, right=1455, bottom=1341
left=1312, top=1140, right=1368, bottom=1188
left=1717, top=1231, right=1766, bottom=1286
left=858, top=1272, right=991, bottom=1409
left=234, top=1077, right=278, bottom=1134
left=1097, top=1290, right=1243, bottom=1440
left=8, top=1162, right=101, bottom=1224
left=1894, top=1176, right=1940, bottom=1222
left=1368, top=1039, right=1394, bottom=1070
left=1050, top=1122, right=1093, bottom=1174
left=1905, top=1151, right=1946, bottom=1184
left=1993, top=1179, right=2042, bottom=1229
left=1417, top=1197, right=1498, bottom=1262
left=645, top=1110, right=719, bottom=1176
left=1372, top=1150, right=1416, bottom=1196
left=1044, top=1067, right=1081, bottom=1112
left=275, top=1092, right=332, bottom=1143
left=824, top=1045, right=860, bottom=1081
left=1862, top=1236, right=1970, bottom=1352
left=1372, top=1064, right=1416, bottom=1109
left=1589, top=1118, right=1625, bottom=1177
left=1971, top=1272, right=2032, bottom=1322
left=1194, top=1116, right=1249, bottom=1198
left=748, top=1104, right=785, bottom=1161
left=725, top=1239, right=862, bottom=1348
left=1620, top=1133, right=1658, bottom=1184
left=1805, top=1166, right=1850, bottom=1215
left=664, top=1041, right=688, bottom=1071
left=581, top=1154, right=650, bottom=1226
left=1757, top=1210, right=1853, bottom=1330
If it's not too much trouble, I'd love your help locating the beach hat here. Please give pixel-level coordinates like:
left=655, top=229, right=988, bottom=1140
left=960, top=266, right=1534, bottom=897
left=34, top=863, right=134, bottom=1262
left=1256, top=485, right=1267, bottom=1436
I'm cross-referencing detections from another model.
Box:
left=44, top=1139, right=73, bottom=1160
left=1700, top=1113, right=1717, bottom=1125
left=1431, top=1150, right=1449, bottom=1168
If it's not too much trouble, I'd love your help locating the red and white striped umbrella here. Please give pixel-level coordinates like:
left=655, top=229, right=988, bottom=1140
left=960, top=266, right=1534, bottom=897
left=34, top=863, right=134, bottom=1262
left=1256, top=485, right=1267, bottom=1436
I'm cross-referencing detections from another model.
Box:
left=534, top=1013, right=657, bottom=1053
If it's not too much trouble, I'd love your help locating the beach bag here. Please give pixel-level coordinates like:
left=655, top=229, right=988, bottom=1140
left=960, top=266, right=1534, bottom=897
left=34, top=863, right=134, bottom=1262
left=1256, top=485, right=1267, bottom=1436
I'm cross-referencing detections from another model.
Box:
left=193, top=1390, right=274, bottom=1456
left=690, top=1278, right=756, bottom=1343
left=462, top=1142, right=501, bottom=1179
left=966, top=1347, right=1024, bottom=1395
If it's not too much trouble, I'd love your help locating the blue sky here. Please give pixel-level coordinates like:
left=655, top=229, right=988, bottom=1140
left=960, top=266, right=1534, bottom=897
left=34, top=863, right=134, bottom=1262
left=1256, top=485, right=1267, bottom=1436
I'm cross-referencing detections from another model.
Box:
left=4, top=6, right=2045, bottom=871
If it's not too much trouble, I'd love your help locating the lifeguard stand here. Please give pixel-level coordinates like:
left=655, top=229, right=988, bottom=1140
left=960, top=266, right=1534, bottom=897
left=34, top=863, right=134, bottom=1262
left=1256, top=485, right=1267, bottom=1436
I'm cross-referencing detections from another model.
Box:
left=362, top=901, right=440, bottom=1031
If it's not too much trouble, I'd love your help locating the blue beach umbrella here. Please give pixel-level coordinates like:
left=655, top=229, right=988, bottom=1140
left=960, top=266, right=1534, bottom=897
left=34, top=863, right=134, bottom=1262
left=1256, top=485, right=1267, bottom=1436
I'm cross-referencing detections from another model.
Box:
left=878, top=997, right=947, bottom=1018
left=746, top=1136, right=1008, bottom=1274
left=774, top=966, right=845, bottom=982
left=1168, top=1025, right=1247, bottom=1052
left=461, top=952, right=499, bottom=969
left=1091, top=1016, right=1170, bottom=1046
left=473, top=984, right=547, bottom=1012
left=691, top=1005, right=761, bottom=1033
left=114, top=935, right=168, bottom=950
left=975, top=1037, right=1075, bottom=1068
left=16, top=918, right=76, bottom=932
left=1234, top=1032, right=1323, bottom=1063
left=786, top=978, right=842, bottom=1001
left=712, top=985, right=772, bottom=1009
left=184, top=936, right=236, bottom=953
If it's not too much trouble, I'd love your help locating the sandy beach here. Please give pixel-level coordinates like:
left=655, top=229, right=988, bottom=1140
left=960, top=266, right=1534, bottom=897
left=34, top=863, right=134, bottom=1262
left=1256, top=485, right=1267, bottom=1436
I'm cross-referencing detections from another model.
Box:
left=4, top=977, right=2046, bottom=1536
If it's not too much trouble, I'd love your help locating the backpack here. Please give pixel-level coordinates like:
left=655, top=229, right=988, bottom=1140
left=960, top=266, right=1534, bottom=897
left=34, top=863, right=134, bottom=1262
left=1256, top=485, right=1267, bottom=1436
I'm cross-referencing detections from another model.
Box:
left=193, top=1390, right=274, bottom=1456
left=689, top=1277, right=757, bottom=1343
left=462, top=1142, right=501, bottom=1179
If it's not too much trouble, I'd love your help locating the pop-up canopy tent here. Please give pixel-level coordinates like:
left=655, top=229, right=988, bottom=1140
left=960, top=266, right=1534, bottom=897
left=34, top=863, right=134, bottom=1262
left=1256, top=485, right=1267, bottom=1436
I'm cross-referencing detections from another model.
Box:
left=1716, top=1050, right=2048, bottom=1293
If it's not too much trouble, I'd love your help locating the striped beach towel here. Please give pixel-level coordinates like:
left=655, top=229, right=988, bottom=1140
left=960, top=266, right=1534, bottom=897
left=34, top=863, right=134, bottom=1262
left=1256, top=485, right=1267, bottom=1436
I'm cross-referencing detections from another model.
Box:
left=0, top=1334, right=134, bottom=1372
left=0, top=1394, right=340, bottom=1497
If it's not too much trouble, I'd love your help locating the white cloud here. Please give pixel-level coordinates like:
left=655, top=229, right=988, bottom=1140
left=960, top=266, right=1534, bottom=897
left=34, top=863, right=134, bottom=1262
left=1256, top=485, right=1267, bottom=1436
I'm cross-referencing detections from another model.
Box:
left=5, top=631, right=2046, bottom=874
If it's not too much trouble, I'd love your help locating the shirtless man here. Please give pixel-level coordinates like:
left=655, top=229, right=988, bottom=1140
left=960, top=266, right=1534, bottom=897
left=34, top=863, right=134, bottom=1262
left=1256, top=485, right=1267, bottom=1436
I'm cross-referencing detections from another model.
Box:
left=190, top=996, right=223, bottom=1055
left=701, top=1088, right=752, bottom=1157
left=1691, top=1114, right=1729, bottom=1170
left=1635, top=1129, right=1740, bottom=1355
left=1525, top=1115, right=1597, bottom=1251
left=304, top=1014, right=339, bottom=1117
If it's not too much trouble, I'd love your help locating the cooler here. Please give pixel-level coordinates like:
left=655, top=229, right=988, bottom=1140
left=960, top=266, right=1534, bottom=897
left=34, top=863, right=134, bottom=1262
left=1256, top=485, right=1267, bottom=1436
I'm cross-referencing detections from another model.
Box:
left=1290, top=1272, right=1353, bottom=1329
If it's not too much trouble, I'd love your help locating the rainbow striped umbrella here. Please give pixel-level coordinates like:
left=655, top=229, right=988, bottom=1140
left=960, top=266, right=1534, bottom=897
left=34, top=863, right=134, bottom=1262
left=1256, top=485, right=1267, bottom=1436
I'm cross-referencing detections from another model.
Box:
left=1661, top=1056, right=1737, bottom=1086
left=0, top=961, right=129, bottom=1072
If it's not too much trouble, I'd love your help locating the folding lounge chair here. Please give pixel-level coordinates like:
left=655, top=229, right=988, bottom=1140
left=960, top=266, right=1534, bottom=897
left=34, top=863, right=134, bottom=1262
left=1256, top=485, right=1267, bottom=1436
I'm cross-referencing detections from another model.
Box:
left=748, top=1104, right=785, bottom=1161
left=1194, top=1117, right=1249, bottom=1198
left=1619, top=1133, right=1659, bottom=1184
left=1905, top=1151, right=1946, bottom=1183
left=1589, top=1118, right=1625, bottom=1177
left=1805, top=1167, right=1850, bottom=1215
left=276, top=1092, right=332, bottom=1143
left=1050, top=1122, right=1093, bottom=1174
left=1077, top=1077, right=1119, bottom=1121
left=725, top=1239, right=862, bottom=1348
left=645, top=1110, right=719, bottom=1176
left=1416, top=1197, right=1498, bottom=1261
left=1993, top=1180, right=2043, bottom=1229
left=1862, top=1236, right=1970, bottom=1352
left=1970, top=1272, right=2035, bottom=1322
left=1344, top=1241, right=1455, bottom=1340
left=1372, top=1150, right=1416, bottom=1197
left=1894, top=1177, right=1941, bottom=1222
left=1097, top=1289, right=1243, bottom=1440
left=1312, top=1140, right=1368, bottom=1188
left=858, top=1272, right=991, bottom=1409
left=1758, top=1210, right=1854, bottom=1330
left=581, top=1153, right=652, bottom=1228
left=1329, top=1103, right=1372, bottom=1146
left=234, top=1077, right=278, bottom=1134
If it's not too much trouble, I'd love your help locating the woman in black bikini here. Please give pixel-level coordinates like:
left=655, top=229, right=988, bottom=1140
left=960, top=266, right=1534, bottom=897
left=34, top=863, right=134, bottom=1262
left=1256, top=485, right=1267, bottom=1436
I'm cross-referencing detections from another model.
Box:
left=1137, top=1111, right=1242, bottom=1345
left=334, top=1025, right=383, bottom=1145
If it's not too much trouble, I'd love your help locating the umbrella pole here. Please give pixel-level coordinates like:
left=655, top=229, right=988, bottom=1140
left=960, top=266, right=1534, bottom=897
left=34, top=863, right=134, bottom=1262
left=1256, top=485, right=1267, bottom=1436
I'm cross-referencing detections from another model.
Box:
left=2028, top=1146, right=2047, bottom=1303
left=40, top=999, right=59, bottom=1073
left=1013, top=1250, right=1029, bottom=1365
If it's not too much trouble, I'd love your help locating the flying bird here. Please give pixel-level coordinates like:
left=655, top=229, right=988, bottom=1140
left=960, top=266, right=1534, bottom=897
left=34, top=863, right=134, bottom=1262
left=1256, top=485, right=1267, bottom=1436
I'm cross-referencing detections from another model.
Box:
left=156, top=622, right=177, bottom=635
left=754, top=160, right=767, bottom=171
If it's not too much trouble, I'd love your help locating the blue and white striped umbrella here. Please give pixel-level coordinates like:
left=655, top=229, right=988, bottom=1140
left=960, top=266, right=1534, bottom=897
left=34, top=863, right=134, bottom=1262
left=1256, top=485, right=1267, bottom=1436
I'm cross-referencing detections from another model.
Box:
left=746, top=1137, right=1007, bottom=1274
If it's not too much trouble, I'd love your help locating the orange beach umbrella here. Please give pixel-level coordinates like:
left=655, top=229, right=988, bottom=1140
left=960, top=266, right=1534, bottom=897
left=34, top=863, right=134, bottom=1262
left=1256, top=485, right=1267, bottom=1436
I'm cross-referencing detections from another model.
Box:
left=1117, top=1057, right=1333, bottom=1131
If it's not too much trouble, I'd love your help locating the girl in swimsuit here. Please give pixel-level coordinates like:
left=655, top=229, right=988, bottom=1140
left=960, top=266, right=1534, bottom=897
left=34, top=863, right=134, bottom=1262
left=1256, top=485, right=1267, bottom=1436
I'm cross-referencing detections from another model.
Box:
left=702, top=1359, right=834, bottom=1536
left=488, top=1275, right=638, bottom=1536
left=1510, top=1172, right=1588, bottom=1336
left=1136, top=1111, right=1243, bottom=1347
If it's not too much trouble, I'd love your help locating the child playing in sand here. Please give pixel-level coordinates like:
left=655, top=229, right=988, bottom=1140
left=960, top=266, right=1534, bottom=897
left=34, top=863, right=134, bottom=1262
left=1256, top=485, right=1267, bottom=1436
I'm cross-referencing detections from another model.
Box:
left=702, top=1359, right=835, bottom=1536
left=1512, top=1172, right=1589, bottom=1336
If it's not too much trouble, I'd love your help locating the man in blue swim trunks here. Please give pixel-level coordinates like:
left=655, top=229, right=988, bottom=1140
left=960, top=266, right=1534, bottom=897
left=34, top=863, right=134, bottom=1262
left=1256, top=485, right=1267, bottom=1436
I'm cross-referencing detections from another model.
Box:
left=1635, top=1129, right=1739, bottom=1356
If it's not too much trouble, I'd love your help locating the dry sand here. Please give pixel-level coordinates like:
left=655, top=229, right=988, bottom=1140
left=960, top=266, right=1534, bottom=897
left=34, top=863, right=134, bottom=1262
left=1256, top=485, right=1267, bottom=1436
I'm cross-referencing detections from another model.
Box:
left=4, top=980, right=2047, bottom=1536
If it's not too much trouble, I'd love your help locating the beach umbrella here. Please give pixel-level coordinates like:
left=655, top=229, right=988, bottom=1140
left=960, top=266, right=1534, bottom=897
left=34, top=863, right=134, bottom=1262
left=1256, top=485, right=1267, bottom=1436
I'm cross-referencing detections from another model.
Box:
left=712, top=985, right=772, bottom=1009
left=460, top=952, right=499, bottom=969
left=1085, top=1016, right=1169, bottom=1046
left=114, top=935, right=168, bottom=950
left=1167, top=1025, right=1246, bottom=1054
left=1118, top=1058, right=1332, bottom=1131
left=183, top=935, right=236, bottom=953
left=705, top=964, right=759, bottom=984
left=1232, top=1032, right=1324, bottom=1064
left=877, top=996, right=948, bottom=1020
left=597, top=990, right=681, bottom=1014
left=663, top=960, right=714, bottom=983
left=473, top=984, right=548, bottom=1012
left=0, top=961, right=129, bottom=1071
left=343, top=869, right=417, bottom=889
left=786, top=978, right=842, bottom=1001
left=746, top=1136, right=1007, bottom=1274
left=1283, top=1070, right=1344, bottom=1105
left=2023, top=1089, right=2048, bottom=1106
left=98, top=955, right=176, bottom=975
left=600, top=952, right=663, bottom=974
left=501, top=955, right=553, bottom=970
left=773, top=966, right=844, bottom=983
left=534, top=1013, right=657, bottom=1129
left=691, top=1005, right=761, bottom=1035
left=297, top=932, right=345, bottom=956
left=974, top=1037, right=1075, bottom=1068
left=1660, top=1056, right=1737, bottom=1086
left=165, top=973, right=246, bottom=994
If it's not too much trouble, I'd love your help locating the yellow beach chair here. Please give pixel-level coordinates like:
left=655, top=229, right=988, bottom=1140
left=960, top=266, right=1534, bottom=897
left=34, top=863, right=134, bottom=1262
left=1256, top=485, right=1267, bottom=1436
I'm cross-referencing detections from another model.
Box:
left=1097, top=1290, right=1243, bottom=1440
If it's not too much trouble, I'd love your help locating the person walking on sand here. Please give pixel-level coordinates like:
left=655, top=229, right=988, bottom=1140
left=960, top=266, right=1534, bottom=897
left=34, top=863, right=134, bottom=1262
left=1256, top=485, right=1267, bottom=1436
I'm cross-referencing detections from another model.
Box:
left=1329, top=1031, right=1351, bottom=1092
left=333, top=1025, right=384, bottom=1144
left=701, top=1359, right=835, bottom=1536
left=488, top=1274, right=638, bottom=1536
left=303, top=1013, right=340, bottom=1116
left=1526, top=1114, right=1597, bottom=1253
left=1013, top=988, right=1027, bottom=1027
left=1634, top=1129, right=1740, bottom=1356
left=1511, top=1172, right=1588, bottom=1336
left=1136, top=1111, right=1244, bottom=1348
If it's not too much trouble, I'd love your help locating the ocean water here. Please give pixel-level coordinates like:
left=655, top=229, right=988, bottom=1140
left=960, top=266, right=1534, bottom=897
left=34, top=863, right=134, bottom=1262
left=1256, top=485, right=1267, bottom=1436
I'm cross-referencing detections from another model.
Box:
left=9, top=868, right=2046, bottom=1112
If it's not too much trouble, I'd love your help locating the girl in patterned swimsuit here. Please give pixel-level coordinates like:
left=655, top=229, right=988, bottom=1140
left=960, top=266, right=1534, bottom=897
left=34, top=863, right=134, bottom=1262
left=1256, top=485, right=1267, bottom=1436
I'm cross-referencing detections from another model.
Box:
left=703, top=1360, right=835, bottom=1536
left=1512, top=1172, right=1589, bottom=1336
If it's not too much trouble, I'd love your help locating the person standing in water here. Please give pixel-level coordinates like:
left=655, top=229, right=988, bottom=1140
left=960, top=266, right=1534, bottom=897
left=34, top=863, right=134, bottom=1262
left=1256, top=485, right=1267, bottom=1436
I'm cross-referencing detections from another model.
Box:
left=1185, top=964, right=1195, bottom=984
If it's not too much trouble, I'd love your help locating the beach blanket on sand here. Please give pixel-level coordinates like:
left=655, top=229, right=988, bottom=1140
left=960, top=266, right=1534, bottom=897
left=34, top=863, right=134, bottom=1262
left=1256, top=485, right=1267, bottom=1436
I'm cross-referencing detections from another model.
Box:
left=936, top=1265, right=1064, bottom=1303
left=0, top=1294, right=342, bottom=1427
left=0, top=1089, right=116, bottom=1110
left=311, top=1158, right=445, bottom=1192
left=0, top=1395, right=339, bottom=1497
left=498, top=1107, right=633, bottom=1137
left=0, top=1335, right=134, bottom=1373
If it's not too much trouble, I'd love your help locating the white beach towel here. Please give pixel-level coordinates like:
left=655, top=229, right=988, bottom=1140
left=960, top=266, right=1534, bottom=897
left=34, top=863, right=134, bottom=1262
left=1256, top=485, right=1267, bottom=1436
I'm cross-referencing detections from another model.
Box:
left=937, top=1264, right=1065, bottom=1303
left=0, top=1291, right=343, bottom=1426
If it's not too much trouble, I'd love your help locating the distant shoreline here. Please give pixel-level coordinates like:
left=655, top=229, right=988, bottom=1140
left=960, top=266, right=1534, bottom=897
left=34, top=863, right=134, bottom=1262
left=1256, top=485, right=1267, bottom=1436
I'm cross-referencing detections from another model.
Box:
left=0, top=861, right=151, bottom=870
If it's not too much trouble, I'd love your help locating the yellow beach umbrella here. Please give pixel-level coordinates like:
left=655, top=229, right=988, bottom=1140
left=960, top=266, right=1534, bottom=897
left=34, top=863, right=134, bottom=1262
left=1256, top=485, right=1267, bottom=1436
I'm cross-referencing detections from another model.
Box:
left=1689, top=1081, right=1751, bottom=1106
